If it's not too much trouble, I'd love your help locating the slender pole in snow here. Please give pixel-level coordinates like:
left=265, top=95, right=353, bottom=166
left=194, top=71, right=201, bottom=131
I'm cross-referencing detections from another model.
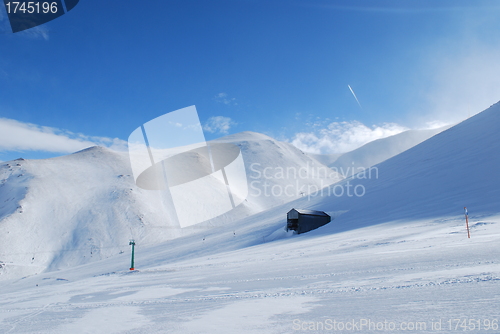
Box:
left=464, top=207, right=470, bottom=239
left=129, top=240, right=136, bottom=270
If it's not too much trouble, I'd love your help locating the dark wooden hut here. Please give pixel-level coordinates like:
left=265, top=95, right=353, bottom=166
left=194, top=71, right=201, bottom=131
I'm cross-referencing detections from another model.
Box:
left=286, top=208, right=331, bottom=234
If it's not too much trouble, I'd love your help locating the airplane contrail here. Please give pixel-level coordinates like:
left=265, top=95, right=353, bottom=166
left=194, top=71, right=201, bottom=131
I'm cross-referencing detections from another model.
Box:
left=348, top=84, right=362, bottom=109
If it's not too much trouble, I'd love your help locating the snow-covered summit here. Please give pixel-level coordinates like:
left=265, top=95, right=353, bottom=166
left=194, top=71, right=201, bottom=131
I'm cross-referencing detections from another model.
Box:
left=213, top=130, right=275, bottom=143
left=300, top=101, right=500, bottom=232
left=0, top=130, right=339, bottom=280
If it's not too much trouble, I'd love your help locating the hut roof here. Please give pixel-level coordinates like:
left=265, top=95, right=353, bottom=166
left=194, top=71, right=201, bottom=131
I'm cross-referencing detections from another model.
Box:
left=289, top=208, right=329, bottom=217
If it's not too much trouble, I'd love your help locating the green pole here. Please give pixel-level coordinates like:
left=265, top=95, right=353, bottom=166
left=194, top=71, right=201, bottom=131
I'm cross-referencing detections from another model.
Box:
left=129, top=240, right=135, bottom=270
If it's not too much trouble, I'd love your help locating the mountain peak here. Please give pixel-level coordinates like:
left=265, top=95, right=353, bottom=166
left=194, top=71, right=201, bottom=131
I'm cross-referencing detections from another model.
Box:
left=213, top=131, right=275, bottom=143
left=72, top=145, right=112, bottom=155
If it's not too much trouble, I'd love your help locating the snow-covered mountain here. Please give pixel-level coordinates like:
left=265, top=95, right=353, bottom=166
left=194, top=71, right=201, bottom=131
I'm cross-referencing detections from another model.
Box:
left=309, top=126, right=449, bottom=176
left=0, top=131, right=340, bottom=280
left=0, top=147, right=172, bottom=280
left=303, top=103, right=500, bottom=231
left=306, top=152, right=343, bottom=167
left=0, top=103, right=499, bottom=333
left=213, top=131, right=342, bottom=210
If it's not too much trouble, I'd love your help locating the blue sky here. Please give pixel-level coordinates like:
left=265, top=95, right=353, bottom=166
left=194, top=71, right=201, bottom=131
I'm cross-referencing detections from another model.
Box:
left=1, top=0, right=500, bottom=161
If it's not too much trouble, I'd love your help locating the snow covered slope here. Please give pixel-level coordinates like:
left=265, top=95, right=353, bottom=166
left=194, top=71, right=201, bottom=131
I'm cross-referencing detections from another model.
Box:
left=302, top=102, right=500, bottom=232
left=312, top=126, right=449, bottom=176
left=0, top=147, right=177, bottom=280
left=0, top=132, right=340, bottom=280
left=0, top=101, right=499, bottom=332
left=213, top=131, right=341, bottom=211
left=306, top=152, right=343, bottom=167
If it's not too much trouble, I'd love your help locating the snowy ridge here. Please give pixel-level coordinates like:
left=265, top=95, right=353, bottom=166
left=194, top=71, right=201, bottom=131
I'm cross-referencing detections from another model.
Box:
left=0, top=104, right=499, bottom=332
left=300, top=101, right=500, bottom=232
left=214, top=131, right=342, bottom=210
left=327, top=126, right=450, bottom=174
left=0, top=132, right=340, bottom=280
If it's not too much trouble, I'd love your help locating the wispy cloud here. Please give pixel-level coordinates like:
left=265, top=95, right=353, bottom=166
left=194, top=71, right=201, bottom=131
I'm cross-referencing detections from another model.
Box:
left=203, top=116, right=236, bottom=135
left=214, top=92, right=237, bottom=106
left=421, top=120, right=451, bottom=130
left=290, top=121, right=408, bottom=154
left=308, top=3, right=500, bottom=14
left=0, top=118, right=127, bottom=154
left=419, top=44, right=500, bottom=126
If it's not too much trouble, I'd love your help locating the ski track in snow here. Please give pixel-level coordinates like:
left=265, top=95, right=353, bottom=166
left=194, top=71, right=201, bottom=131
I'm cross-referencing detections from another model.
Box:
left=0, top=215, right=499, bottom=333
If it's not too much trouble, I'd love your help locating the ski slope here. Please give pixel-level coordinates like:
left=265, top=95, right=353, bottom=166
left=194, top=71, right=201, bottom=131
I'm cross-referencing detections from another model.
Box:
left=1, top=103, right=500, bottom=333
left=1, top=211, right=498, bottom=333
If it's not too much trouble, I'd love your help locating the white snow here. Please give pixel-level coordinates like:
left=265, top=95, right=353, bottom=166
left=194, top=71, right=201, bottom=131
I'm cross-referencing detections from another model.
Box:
left=312, top=126, right=450, bottom=174
left=0, top=103, right=499, bottom=333
left=0, top=132, right=340, bottom=280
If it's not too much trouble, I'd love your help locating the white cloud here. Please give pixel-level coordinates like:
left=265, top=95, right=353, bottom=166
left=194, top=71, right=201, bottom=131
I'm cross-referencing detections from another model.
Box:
left=409, top=11, right=500, bottom=127
left=290, top=121, right=408, bottom=154
left=419, top=44, right=500, bottom=126
left=0, top=118, right=127, bottom=154
left=421, top=120, right=451, bottom=130
left=214, top=92, right=237, bottom=106
left=203, top=116, right=236, bottom=134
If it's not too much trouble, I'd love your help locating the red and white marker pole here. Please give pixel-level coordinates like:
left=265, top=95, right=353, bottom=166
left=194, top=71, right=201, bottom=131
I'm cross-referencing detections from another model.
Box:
left=464, top=207, right=470, bottom=239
